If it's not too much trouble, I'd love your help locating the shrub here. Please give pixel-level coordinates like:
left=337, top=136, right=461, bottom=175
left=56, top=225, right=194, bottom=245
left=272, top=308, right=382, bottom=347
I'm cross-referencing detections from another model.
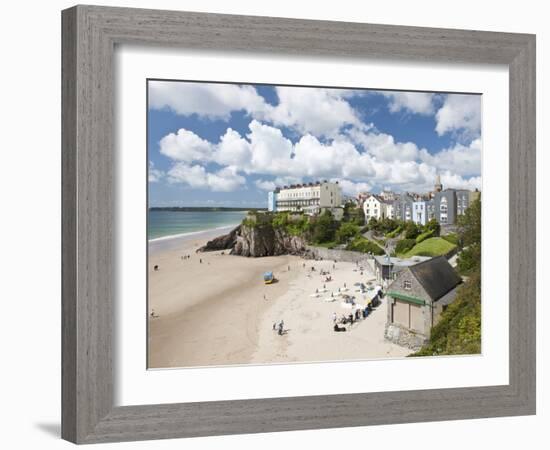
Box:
left=457, top=243, right=481, bottom=275
left=343, top=201, right=365, bottom=225
left=346, top=236, right=384, bottom=255
left=441, top=233, right=459, bottom=245
left=425, top=218, right=441, bottom=236
left=412, top=271, right=481, bottom=357
left=394, top=238, right=416, bottom=255
left=311, top=210, right=338, bottom=244
left=335, top=222, right=360, bottom=244
left=385, top=225, right=403, bottom=238
left=415, top=229, right=434, bottom=244
left=403, top=222, right=421, bottom=239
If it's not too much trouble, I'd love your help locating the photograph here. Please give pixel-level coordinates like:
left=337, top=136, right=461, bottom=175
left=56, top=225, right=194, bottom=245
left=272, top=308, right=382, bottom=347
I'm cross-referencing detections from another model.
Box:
left=147, top=80, right=482, bottom=369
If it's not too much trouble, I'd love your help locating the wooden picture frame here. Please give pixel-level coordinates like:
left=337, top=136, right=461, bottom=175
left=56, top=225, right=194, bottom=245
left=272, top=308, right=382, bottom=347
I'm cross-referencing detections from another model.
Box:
left=61, top=5, right=536, bottom=444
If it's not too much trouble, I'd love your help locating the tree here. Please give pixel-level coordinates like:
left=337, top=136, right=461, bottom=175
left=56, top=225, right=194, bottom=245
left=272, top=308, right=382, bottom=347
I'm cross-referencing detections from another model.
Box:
left=312, top=210, right=338, bottom=243
left=456, top=199, right=481, bottom=274
left=403, top=221, right=420, bottom=239
left=335, top=222, right=360, bottom=244
left=425, top=218, right=440, bottom=236
left=342, top=201, right=364, bottom=225
left=368, top=216, right=378, bottom=230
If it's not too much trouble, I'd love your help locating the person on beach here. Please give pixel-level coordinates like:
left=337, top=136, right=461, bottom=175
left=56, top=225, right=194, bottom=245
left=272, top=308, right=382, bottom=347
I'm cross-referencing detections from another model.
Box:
left=278, top=322, right=283, bottom=335
left=199, top=259, right=202, bottom=264
left=273, top=322, right=277, bottom=331
left=332, top=312, right=337, bottom=323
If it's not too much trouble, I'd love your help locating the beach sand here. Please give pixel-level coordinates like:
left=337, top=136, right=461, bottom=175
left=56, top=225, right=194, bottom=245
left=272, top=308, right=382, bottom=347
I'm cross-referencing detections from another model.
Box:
left=148, top=229, right=411, bottom=369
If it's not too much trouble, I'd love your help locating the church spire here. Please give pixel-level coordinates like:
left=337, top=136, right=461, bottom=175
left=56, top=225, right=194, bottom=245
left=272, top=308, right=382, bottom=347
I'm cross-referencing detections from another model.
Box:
left=434, top=174, right=443, bottom=192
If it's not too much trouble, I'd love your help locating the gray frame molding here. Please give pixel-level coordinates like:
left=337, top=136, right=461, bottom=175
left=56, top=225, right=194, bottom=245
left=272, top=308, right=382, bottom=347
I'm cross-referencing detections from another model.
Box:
left=61, top=5, right=536, bottom=444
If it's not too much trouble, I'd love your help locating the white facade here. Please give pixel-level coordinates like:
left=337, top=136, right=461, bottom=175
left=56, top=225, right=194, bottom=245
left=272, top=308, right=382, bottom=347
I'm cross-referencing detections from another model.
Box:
left=412, top=201, right=427, bottom=225
left=273, top=181, right=342, bottom=215
left=363, top=195, right=391, bottom=222
left=386, top=203, right=394, bottom=219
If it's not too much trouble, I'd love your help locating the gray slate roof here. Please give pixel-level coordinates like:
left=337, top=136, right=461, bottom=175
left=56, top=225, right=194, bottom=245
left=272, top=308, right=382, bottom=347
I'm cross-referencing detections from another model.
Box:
left=409, top=256, right=462, bottom=301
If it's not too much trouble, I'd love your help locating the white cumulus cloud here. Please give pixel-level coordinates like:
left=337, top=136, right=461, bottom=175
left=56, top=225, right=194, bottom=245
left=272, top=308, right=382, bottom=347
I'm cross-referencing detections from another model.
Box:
left=419, top=138, right=481, bottom=177
left=435, top=94, right=481, bottom=138
left=167, top=163, right=245, bottom=192
left=149, top=81, right=267, bottom=119
left=382, top=92, right=436, bottom=115
left=148, top=161, right=164, bottom=183
left=159, top=129, right=213, bottom=162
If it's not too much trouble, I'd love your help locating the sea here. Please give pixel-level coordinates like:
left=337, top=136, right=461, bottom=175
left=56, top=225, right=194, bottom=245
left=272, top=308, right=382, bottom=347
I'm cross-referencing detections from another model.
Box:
left=148, top=210, right=248, bottom=241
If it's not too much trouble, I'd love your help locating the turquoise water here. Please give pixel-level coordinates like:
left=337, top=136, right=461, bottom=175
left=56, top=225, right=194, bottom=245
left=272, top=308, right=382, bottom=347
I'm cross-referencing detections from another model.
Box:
left=148, top=210, right=247, bottom=240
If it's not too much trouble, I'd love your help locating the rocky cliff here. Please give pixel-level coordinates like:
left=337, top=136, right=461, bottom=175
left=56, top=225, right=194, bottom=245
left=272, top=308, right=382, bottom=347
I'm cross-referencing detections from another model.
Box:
left=197, top=224, right=309, bottom=257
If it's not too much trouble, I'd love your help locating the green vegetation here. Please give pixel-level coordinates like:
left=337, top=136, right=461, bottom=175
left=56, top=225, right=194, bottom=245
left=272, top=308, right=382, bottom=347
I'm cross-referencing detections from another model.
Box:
left=342, top=201, right=365, bottom=225
left=335, top=222, right=360, bottom=244
left=441, top=233, right=459, bottom=246
left=456, top=199, right=481, bottom=275
left=314, top=241, right=338, bottom=249
left=415, top=229, right=434, bottom=244
left=412, top=271, right=481, bottom=356
left=412, top=198, right=482, bottom=357
left=400, top=237, right=457, bottom=258
left=272, top=212, right=311, bottom=236
left=385, top=224, right=403, bottom=238
left=346, top=236, right=385, bottom=255
left=403, top=221, right=421, bottom=239
left=394, top=238, right=417, bottom=255
left=367, top=217, right=400, bottom=235
left=310, top=210, right=339, bottom=244
left=425, top=218, right=441, bottom=236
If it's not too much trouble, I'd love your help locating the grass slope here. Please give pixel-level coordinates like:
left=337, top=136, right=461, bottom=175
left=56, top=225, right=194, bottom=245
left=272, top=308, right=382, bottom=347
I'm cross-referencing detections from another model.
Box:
left=399, top=237, right=456, bottom=258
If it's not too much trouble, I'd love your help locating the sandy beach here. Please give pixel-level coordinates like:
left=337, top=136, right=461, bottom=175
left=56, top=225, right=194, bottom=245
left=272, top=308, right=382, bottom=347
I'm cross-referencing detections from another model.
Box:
left=148, top=229, right=411, bottom=369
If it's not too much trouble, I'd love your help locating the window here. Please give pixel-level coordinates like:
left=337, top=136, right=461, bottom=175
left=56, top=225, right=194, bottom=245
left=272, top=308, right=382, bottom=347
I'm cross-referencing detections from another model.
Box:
left=403, top=280, right=412, bottom=290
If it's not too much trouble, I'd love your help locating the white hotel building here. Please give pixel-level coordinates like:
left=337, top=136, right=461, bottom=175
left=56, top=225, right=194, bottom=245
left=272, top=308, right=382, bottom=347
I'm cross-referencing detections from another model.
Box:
left=268, top=181, right=343, bottom=217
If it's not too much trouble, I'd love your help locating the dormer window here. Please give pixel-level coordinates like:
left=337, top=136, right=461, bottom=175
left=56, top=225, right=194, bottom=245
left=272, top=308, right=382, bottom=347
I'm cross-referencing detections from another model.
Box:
left=403, top=280, right=412, bottom=290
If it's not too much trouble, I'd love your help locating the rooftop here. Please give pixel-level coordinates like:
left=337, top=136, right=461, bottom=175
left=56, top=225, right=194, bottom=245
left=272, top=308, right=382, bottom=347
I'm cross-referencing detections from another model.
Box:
left=408, top=256, right=462, bottom=301
left=373, top=255, right=432, bottom=267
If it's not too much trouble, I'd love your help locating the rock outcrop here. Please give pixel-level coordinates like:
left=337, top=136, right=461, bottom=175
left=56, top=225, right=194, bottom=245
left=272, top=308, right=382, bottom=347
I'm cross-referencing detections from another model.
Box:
left=196, top=225, right=240, bottom=252
left=197, top=224, right=308, bottom=257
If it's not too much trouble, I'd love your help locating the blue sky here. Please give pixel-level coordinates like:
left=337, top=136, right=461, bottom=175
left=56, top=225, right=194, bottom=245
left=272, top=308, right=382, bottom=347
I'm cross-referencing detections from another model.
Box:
left=148, top=81, right=481, bottom=207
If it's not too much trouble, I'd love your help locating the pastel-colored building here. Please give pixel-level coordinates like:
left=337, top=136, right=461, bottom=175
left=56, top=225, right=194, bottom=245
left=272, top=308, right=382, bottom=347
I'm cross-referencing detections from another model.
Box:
left=270, top=181, right=342, bottom=215
left=267, top=191, right=277, bottom=212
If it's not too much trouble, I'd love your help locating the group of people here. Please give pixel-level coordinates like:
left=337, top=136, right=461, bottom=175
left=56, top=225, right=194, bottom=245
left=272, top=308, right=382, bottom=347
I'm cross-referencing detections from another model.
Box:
left=332, top=289, right=383, bottom=333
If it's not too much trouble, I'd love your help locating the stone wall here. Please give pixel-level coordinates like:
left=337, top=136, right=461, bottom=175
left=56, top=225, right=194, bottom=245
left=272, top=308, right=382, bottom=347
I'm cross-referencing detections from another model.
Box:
left=384, top=323, right=427, bottom=351
left=305, top=246, right=372, bottom=266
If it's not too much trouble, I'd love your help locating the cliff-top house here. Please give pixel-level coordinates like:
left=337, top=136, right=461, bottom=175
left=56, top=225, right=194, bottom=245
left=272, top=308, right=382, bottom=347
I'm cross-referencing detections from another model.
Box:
left=268, top=180, right=343, bottom=219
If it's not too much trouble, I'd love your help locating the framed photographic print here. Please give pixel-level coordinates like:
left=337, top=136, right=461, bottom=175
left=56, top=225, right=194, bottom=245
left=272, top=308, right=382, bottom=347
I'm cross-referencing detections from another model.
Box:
left=62, top=5, right=536, bottom=444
